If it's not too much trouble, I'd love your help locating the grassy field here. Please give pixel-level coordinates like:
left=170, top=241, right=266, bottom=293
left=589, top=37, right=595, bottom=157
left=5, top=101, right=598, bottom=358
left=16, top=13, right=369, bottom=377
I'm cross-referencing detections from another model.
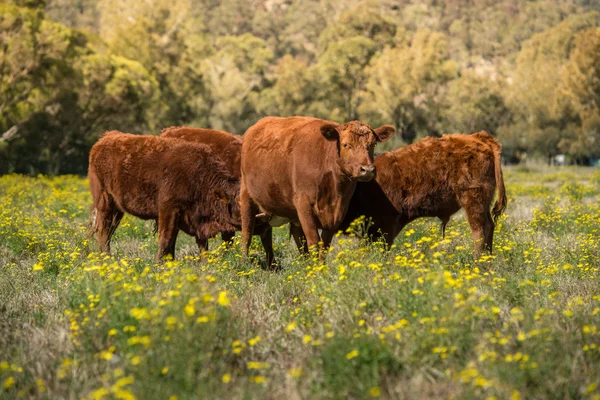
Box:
left=1, top=165, right=600, bottom=399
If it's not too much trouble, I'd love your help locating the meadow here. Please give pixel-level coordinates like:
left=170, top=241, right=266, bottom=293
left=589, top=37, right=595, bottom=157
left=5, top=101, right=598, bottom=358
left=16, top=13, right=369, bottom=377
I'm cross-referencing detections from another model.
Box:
left=1, top=165, right=599, bottom=399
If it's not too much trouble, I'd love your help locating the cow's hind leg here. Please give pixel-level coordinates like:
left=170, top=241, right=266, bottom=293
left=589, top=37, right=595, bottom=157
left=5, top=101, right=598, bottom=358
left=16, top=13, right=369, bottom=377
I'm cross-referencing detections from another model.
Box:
left=290, top=224, right=308, bottom=254
left=462, top=198, right=494, bottom=258
left=321, top=229, right=335, bottom=251
left=157, top=210, right=179, bottom=260
left=240, top=178, right=257, bottom=263
left=221, top=231, right=235, bottom=247
left=95, top=194, right=123, bottom=254
left=196, top=237, right=208, bottom=253
left=440, top=216, right=450, bottom=239
left=259, top=227, right=275, bottom=269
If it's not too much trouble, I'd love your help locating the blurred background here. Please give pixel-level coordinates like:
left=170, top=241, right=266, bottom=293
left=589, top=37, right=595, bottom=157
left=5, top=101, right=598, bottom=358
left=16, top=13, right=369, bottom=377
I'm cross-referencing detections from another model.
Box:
left=1, top=0, right=599, bottom=175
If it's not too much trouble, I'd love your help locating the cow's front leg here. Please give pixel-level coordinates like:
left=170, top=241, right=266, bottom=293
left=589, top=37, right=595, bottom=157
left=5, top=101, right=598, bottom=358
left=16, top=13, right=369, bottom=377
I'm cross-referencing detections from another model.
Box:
left=157, top=209, right=179, bottom=260
left=294, top=196, right=323, bottom=259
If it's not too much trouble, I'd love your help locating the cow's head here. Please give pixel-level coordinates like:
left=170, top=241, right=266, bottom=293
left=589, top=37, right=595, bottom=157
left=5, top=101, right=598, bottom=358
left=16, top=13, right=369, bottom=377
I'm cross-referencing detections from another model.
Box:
left=213, top=185, right=242, bottom=226
left=321, top=121, right=395, bottom=182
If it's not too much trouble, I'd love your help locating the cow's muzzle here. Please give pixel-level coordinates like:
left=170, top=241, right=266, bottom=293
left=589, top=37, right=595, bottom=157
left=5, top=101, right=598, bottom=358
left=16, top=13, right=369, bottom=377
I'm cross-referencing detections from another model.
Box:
left=356, top=165, right=376, bottom=181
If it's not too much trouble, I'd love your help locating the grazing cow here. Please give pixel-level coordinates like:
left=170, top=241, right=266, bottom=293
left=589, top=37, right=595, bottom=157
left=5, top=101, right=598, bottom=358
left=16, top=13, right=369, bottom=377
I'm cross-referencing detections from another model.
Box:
left=240, top=116, right=395, bottom=267
left=160, top=126, right=273, bottom=254
left=337, top=131, right=507, bottom=257
left=88, top=131, right=241, bottom=260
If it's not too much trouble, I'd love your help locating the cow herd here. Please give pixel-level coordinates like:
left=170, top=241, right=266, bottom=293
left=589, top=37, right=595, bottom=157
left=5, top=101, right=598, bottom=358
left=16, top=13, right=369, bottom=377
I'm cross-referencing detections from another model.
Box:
left=88, top=116, right=506, bottom=268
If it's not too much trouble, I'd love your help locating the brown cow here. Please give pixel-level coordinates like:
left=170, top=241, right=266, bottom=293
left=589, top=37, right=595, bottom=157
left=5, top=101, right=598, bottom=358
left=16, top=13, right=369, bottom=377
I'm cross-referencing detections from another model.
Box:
left=160, top=126, right=242, bottom=249
left=88, top=131, right=241, bottom=260
left=160, top=126, right=273, bottom=256
left=337, top=131, right=507, bottom=257
left=240, top=116, right=395, bottom=267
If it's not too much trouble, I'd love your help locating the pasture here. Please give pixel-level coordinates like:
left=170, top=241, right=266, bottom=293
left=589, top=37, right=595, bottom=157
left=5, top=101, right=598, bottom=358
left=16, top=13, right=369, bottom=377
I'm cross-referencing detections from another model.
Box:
left=1, top=166, right=599, bottom=399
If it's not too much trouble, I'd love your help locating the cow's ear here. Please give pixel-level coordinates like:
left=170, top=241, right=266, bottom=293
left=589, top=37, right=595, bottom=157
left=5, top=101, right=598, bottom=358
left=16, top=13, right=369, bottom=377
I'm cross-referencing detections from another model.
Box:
left=320, top=124, right=339, bottom=141
left=213, top=187, right=229, bottom=203
left=373, top=125, right=395, bottom=142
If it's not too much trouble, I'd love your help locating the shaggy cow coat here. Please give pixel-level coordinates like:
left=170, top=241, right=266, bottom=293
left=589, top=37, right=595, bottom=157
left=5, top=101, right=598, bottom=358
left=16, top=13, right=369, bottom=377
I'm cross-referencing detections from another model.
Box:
left=88, top=131, right=241, bottom=259
left=161, top=126, right=273, bottom=255
left=338, top=131, right=507, bottom=257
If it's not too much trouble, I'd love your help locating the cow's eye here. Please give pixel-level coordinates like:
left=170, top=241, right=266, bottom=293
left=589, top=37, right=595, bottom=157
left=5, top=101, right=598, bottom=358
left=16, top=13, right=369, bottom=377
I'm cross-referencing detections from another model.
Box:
left=343, top=143, right=350, bottom=149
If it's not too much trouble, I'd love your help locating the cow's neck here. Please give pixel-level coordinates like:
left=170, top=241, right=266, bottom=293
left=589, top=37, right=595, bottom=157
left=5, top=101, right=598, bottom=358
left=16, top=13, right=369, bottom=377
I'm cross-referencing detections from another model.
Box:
left=314, top=160, right=356, bottom=230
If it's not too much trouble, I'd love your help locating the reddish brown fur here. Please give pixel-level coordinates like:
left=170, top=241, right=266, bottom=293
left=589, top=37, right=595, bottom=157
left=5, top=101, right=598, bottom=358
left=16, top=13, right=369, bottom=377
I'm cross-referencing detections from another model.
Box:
left=240, top=116, right=394, bottom=266
left=161, top=127, right=243, bottom=178
left=160, top=126, right=274, bottom=257
left=88, top=131, right=241, bottom=259
left=339, top=131, right=507, bottom=257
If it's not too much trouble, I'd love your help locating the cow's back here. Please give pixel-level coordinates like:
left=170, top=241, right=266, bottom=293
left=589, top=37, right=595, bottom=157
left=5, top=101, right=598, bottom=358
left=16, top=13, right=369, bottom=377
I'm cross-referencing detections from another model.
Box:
left=89, top=132, right=223, bottom=219
left=161, top=127, right=243, bottom=178
left=379, top=134, right=497, bottom=212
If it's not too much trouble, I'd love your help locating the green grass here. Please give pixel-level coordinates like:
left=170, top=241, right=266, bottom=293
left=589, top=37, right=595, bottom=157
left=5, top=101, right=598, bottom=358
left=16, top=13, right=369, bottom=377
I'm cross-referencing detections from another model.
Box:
left=1, top=165, right=599, bottom=399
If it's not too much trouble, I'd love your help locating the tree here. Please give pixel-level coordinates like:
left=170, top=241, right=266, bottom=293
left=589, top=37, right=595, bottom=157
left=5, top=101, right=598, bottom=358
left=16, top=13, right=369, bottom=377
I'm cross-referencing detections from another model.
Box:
left=99, top=0, right=212, bottom=126
left=0, top=3, right=161, bottom=174
left=358, top=30, right=457, bottom=143
left=554, top=28, right=600, bottom=162
left=506, top=12, right=600, bottom=162
left=317, top=2, right=397, bottom=53
left=316, top=36, right=376, bottom=122
left=442, top=71, right=511, bottom=135
left=46, top=0, right=100, bottom=32
left=198, top=34, right=273, bottom=133
left=256, top=55, right=322, bottom=118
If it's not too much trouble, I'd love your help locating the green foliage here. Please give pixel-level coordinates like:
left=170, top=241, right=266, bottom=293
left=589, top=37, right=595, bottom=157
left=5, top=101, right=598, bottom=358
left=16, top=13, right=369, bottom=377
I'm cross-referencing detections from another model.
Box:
left=317, top=36, right=377, bottom=121
left=257, top=55, right=322, bottom=117
left=442, top=72, right=510, bottom=135
left=359, top=30, right=457, bottom=143
left=554, top=28, right=600, bottom=161
left=0, top=2, right=161, bottom=174
left=506, top=12, right=600, bottom=161
left=2, top=0, right=600, bottom=173
left=317, top=2, right=397, bottom=53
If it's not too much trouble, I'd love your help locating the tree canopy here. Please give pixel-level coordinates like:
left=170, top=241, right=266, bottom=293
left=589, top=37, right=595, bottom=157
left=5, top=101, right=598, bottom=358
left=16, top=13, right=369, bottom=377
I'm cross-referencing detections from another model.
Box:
left=1, top=0, right=600, bottom=174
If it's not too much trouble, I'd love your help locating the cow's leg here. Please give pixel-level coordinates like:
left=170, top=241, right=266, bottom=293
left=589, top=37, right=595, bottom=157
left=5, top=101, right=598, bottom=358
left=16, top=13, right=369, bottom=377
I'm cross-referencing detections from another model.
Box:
left=321, top=229, right=335, bottom=250
left=368, top=218, right=401, bottom=250
left=95, top=196, right=123, bottom=254
left=463, top=203, right=493, bottom=259
left=221, top=231, right=235, bottom=246
left=294, top=197, right=322, bottom=258
left=440, top=216, right=450, bottom=239
left=259, top=227, right=275, bottom=269
left=483, top=212, right=495, bottom=254
left=157, top=210, right=179, bottom=260
left=240, top=178, right=256, bottom=263
left=196, top=237, right=208, bottom=253
left=290, top=224, right=308, bottom=254
left=97, top=211, right=123, bottom=253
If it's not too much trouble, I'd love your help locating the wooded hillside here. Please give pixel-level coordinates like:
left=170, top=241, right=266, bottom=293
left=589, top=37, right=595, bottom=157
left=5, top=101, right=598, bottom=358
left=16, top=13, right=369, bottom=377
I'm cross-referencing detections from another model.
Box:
left=1, top=0, right=599, bottom=174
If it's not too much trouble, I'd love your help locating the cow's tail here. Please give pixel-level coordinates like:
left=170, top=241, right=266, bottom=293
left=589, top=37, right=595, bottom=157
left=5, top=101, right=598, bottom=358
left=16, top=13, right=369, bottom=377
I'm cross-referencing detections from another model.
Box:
left=472, top=131, right=507, bottom=223
left=490, top=137, right=507, bottom=223
left=492, top=148, right=508, bottom=222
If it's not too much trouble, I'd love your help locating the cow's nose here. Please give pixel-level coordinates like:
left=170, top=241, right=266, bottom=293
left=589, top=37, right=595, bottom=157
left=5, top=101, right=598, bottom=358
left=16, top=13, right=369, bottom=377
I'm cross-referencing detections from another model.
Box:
left=360, top=165, right=375, bottom=175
